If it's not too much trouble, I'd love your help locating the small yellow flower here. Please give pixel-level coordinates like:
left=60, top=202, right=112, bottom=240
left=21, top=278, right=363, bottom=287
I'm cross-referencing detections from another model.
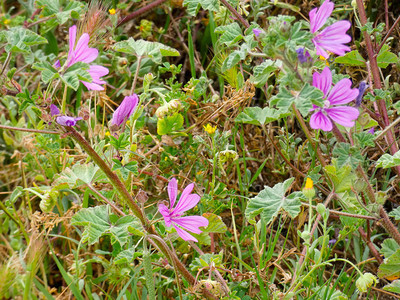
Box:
left=319, top=55, right=329, bottom=66
left=105, top=131, right=111, bottom=136
left=203, top=123, right=217, bottom=135
left=305, top=177, right=313, bottom=189
left=303, top=177, right=315, bottom=199
left=4, top=19, right=10, bottom=25
left=109, top=8, right=116, bottom=15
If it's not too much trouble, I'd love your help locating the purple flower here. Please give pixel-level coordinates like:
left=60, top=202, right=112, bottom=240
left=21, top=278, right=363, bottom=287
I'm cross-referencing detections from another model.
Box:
left=355, top=81, right=368, bottom=107
left=50, top=104, right=82, bottom=127
left=253, top=28, right=262, bottom=37
left=111, top=94, right=139, bottom=126
left=65, top=25, right=109, bottom=91
left=368, top=127, right=375, bottom=134
left=54, top=60, right=61, bottom=69
left=158, top=178, right=209, bottom=242
left=310, top=67, right=359, bottom=131
left=296, top=47, right=311, bottom=64
left=82, top=65, right=109, bottom=91
left=309, top=0, right=351, bottom=58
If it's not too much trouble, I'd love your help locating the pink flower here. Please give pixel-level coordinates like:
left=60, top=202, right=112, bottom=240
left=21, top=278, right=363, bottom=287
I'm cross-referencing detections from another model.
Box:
left=111, top=94, right=139, bottom=126
left=309, top=0, right=351, bottom=58
left=158, top=178, right=209, bottom=242
left=65, top=25, right=108, bottom=90
left=310, top=67, right=359, bottom=131
left=50, top=104, right=82, bottom=127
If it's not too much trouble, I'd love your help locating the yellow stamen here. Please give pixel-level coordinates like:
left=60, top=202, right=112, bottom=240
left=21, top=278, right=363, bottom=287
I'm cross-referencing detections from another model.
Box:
left=109, top=8, right=116, bottom=15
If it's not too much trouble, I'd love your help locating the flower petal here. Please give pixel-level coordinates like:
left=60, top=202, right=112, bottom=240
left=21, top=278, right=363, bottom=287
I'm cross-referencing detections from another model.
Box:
left=327, top=78, right=359, bottom=105
left=68, top=26, right=77, bottom=64
left=168, top=178, right=178, bottom=207
left=173, top=182, right=194, bottom=213
left=173, top=224, right=198, bottom=242
left=173, top=193, right=200, bottom=215
left=81, top=65, right=109, bottom=91
left=72, top=33, right=98, bottom=64
left=313, top=67, right=332, bottom=97
left=172, top=216, right=209, bottom=234
left=309, top=0, right=334, bottom=33
left=310, top=110, right=332, bottom=131
left=325, top=106, right=359, bottom=128
left=111, top=94, right=139, bottom=126
left=313, top=21, right=351, bottom=57
left=56, top=116, right=82, bottom=127
left=158, top=203, right=172, bottom=227
left=50, top=104, right=60, bottom=116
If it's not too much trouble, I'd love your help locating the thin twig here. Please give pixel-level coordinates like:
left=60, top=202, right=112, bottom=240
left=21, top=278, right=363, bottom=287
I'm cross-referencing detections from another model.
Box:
left=117, top=0, right=167, bottom=27
left=0, top=124, right=60, bottom=135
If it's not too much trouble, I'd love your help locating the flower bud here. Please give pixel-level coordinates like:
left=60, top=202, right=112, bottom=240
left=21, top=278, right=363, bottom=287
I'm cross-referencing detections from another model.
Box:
left=356, top=272, right=378, bottom=293
left=302, top=178, right=315, bottom=199
left=111, top=94, right=139, bottom=126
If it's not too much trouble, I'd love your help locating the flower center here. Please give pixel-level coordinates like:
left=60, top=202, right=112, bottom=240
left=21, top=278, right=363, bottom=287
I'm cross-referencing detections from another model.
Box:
left=323, top=99, right=331, bottom=109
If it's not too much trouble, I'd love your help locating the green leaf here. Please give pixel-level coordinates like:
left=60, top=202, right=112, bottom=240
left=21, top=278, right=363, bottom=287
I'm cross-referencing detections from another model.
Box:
left=202, top=213, right=227, bottom=233
left=71, top=205, right=141, bottom=245
left=61, top=62, right=91, bottom=91
left=0, top=27, right=47, bottom=53
left=157, top=113, right=184, bottom=135
left=113, top=38, right=179, bottom=64
left=377, top=44, right=397, bottom=68
left=380, top=239, right=399, bottom=258
left=36, top=0, right=84, bottom=27
left=221, top=44, right=248, bottom=72
left=235, top=107, right=281, bottom=126
left=335, top=50, right=366, bottom=66
left=383, top=280, right=400, bottom=294
left=270, top=83, right=324, bottom=117
left=354, top=132, right=375, bottom=148
left=324, top=163, right=356, bottom=193
left=32, top=61, right=59, bottom=83
left=332, top=143, right=364, bottom=169
left=250, top=60, right=277, bottom=87
left=215, top=23, right=243, bottom=46
left=389, top=207, right=400, bottom=221
left=376, top=151, right=400, bottom=169
left=54, top=162, right=105, bottom=188
left=378, top=248, right=400, bottom=279
left=183, top=0, right=219, bottom=16
left=245, top=178, right=304, bottom=224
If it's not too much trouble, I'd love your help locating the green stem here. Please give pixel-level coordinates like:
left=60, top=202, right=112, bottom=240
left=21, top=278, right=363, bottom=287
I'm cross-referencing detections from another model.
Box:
left=130, top=56, right=143, bottom=94
left=0, top=51, right=12, bottom=76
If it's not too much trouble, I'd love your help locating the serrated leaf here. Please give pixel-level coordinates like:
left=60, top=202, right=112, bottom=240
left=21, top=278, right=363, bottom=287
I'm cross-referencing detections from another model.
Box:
left=157, top=113, right=184, bottom=135
left=0, top=27, right=47, bottom=53
left=377, top=44, right=397, bottom=68
left=61, top=62, right=91, bottom=91
left=324, top=163, right=356, bottom=193
left=32, top=61, right=59, bottom=83
left=113, top=38, right=179, bottom=64
left=202, top=213, right=227, bottom=233
left=335, top=50, right=366, bottom=66
left=380, top=239, right=399, bottom=258
left=245, top=178, right=303, bottom=224
left=183, top=0, right=219, bottom=16
left=215, top=23, right=243, bottom=46
left=71, top=205, right=140, bottom=245
left=378, top=249, right=400, bottom=279
left=383, top=280, right=400, bottom=294
left=235, top=107, right=280, bottom=126
left=270, top=83, right=324, bottom=116
left=389, top=207, right=400, bottom=221
left=354, top=132, right=375, bottom=148
left=36, top=0, right=84, bottom=27
left=250, top=60, right=277, bottom=87
left=332, top=143, right=364, bottom=169
left=54, top=162, right=104, bottom=188
left=377, top=151, right=400, bottom=169
left=221, top=44, right=248, bottom=72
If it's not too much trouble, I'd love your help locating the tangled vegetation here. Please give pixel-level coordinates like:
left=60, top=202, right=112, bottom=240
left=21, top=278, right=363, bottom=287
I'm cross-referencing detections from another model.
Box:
left=2, top=0, right=400, bottom=299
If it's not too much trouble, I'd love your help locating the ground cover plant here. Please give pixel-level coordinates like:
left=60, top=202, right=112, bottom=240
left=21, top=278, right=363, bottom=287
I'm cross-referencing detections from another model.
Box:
left=2, top=0, right=400, bottom=298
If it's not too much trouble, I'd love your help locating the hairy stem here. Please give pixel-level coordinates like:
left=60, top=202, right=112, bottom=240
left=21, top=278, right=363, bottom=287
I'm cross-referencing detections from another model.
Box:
left=117, top=0, right=167, bottom=27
